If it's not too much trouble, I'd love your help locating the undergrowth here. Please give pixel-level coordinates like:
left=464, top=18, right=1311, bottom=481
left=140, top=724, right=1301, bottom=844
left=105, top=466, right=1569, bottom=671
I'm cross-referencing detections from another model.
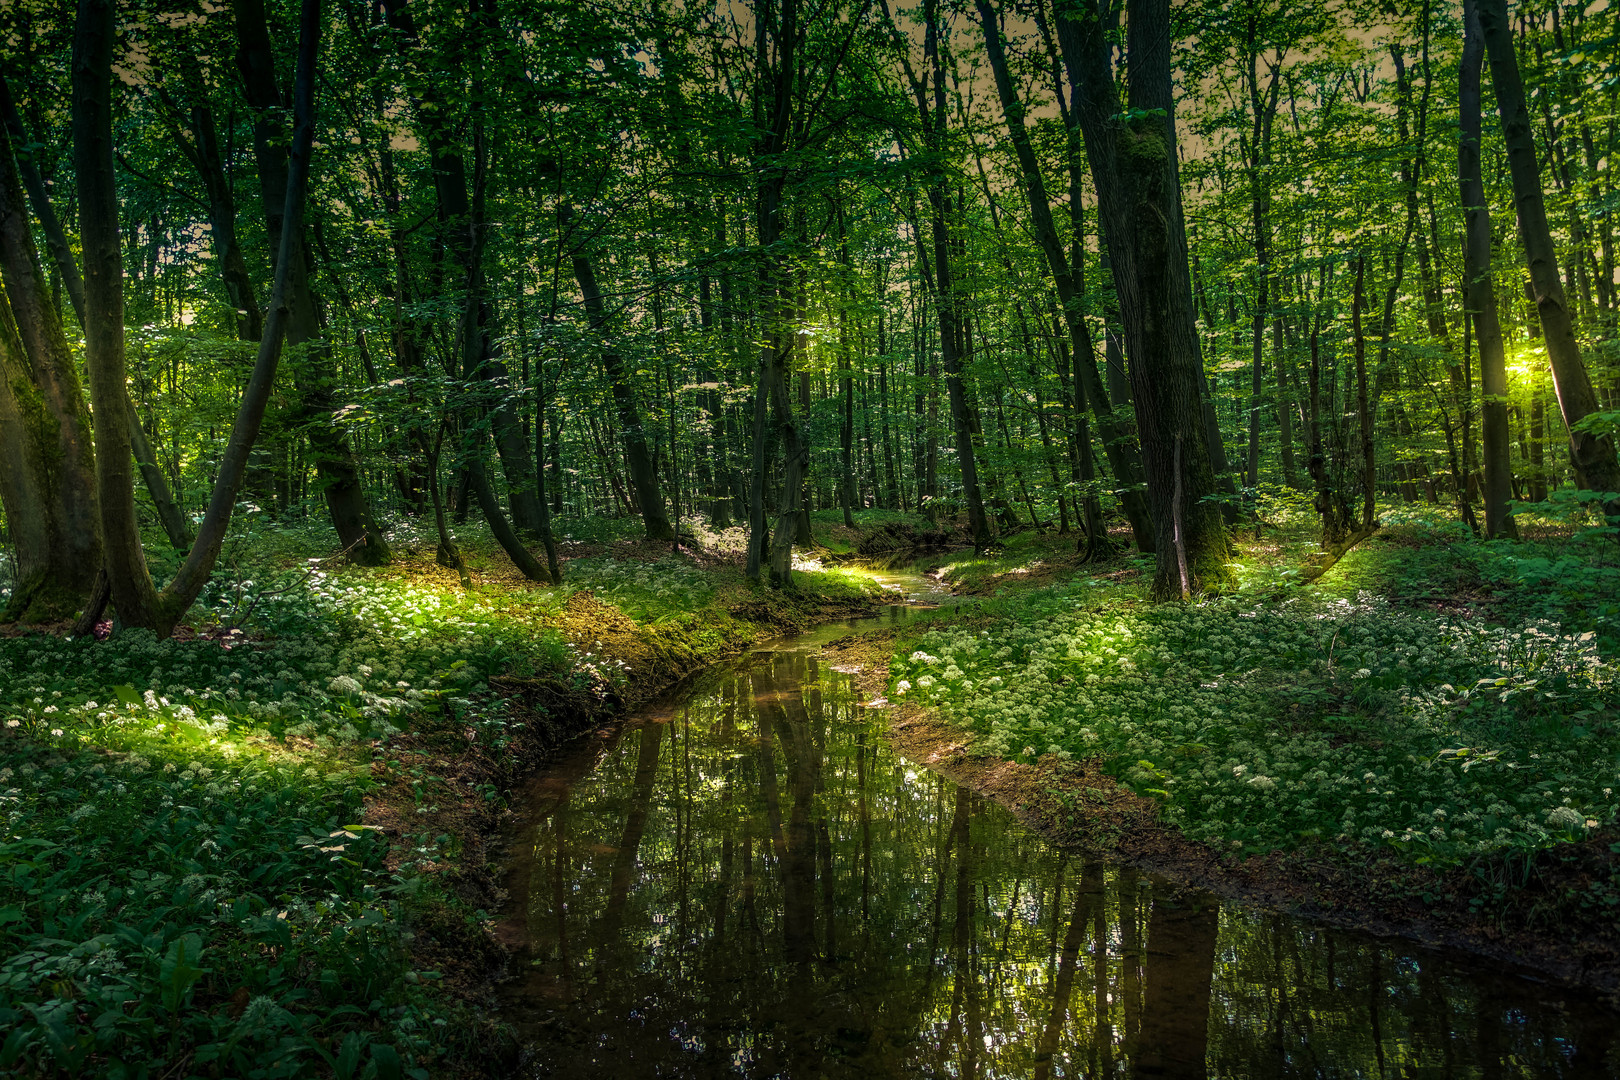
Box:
left=891, top=512, right=1620, bottom=872
left=0, top=516, right=883, bottom=1078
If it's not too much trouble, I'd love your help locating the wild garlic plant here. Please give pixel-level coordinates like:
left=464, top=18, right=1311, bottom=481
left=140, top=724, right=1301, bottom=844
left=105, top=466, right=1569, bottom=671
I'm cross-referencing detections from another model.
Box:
left=892, top=592, right=1617, bottom=863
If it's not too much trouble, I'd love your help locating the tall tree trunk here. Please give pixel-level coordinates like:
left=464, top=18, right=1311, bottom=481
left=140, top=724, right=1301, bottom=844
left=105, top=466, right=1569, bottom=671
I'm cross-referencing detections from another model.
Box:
left=0, top=117, right=102, bottom=621
left=233, top=0, right=390, bottom=565
left=1477, top=0, right=1620, bottom=500
left=880, top=358, right=899, bottom=510
left=698, top=251, right=732, bottom=530
left=81, top=0, right=325, bottom=636
left=563, top=207, right=675, bottom=542
left=888, top=0, right=993, bottom=551
left=837, top=330, right=858, bottom=536
left=977, top=0, right=1152, bottom=552
left=1352, top=257, right=1377, bottom=530
left=747, top=0, right=808, bottom=585
left=532, top=404, right=562, bottom=583
left=1057, top=0, right=1229, bottom=598
left=2, top=71, right=190, bottom=555
left=1243, top=35, right=1280, bottom=496
left=1462, top=0, right=1516, bottom=538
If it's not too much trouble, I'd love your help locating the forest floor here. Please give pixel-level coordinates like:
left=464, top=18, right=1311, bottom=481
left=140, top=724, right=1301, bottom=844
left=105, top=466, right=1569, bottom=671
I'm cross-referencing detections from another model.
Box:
left=4, top=503, right=1616, bottom=1077
left=0, top=510, right=918, bottom=1079
left=830, top=503, right=1620, bottom=1000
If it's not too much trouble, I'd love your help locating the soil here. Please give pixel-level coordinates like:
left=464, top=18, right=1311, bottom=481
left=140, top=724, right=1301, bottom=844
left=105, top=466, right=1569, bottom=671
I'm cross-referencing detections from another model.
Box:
left=821, top=626, right=1620, bottom=1006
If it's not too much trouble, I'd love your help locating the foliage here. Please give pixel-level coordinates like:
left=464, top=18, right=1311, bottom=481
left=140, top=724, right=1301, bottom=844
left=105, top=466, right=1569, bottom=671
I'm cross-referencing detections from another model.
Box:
left=1325, top=508, right=1620, bottom=655
left=892, top=539, right=1619, bottom=867
left=0, top=728, right=443, bottom=1079
left=0, top=519, right=887, bottom=1077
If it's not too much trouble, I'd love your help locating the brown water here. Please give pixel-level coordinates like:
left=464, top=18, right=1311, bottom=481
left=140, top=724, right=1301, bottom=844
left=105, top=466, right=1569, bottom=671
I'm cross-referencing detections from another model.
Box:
left=498, top=609, right=1620, bottom=1078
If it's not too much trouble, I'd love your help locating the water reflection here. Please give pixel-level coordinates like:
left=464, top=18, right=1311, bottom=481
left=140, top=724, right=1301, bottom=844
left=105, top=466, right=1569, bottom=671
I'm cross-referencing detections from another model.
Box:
left=500, top=646, right=1618, bottom=1078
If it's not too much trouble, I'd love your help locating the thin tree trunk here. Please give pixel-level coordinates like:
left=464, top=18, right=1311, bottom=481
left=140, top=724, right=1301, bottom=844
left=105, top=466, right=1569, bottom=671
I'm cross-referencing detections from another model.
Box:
left=840, top=341, right=856, bottom=529
left=1462, top=0, right=1517, bottom=538
left=1352, top=257, right=1377, bottom=529
left=563, top=207, right=674, bottom=541
left=532, top=397, right=561, bottom=583
left=234, top=0, right=390, bottom=565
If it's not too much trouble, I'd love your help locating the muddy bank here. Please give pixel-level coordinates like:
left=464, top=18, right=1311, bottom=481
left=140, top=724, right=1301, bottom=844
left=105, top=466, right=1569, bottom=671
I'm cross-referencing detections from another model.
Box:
left=358, top=586, right=889, bottom=1071
left=824, top=627, right=1620, bottom=1004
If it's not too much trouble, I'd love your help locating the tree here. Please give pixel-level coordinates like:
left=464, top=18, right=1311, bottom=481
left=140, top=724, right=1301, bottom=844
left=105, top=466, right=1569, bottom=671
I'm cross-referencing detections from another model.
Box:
left=563, top=204, right=676, bottom=545
left=1057, top=0, right=1231, bottom=598
left=975, top=0, right=1155, bottom=555
left=1460, top=0, right=1516, bottom=539
left=232, top=0, right=391, bottom=566
left=77, top=0, right=325, bottom=638
left=0, top=70, right=191, bottom=555
left=0, top=108, right=101, bottom=621
left=1477, top=0, right=1620, bottom=504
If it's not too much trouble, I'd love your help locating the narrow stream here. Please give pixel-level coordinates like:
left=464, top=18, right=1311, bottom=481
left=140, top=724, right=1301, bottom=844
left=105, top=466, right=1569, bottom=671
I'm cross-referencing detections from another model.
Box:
left=497, top=596, right=1619, bottom=1078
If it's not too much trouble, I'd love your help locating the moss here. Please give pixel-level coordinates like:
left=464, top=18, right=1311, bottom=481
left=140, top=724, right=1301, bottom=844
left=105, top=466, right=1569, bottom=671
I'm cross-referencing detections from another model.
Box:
left=1, top=571, right=87, bottom=624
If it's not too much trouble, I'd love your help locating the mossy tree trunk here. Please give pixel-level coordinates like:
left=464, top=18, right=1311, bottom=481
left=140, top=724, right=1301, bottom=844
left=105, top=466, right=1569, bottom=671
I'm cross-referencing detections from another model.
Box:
left=3, top=73, right=192, bottom=556
left=0, top=87, right=101, bottom=622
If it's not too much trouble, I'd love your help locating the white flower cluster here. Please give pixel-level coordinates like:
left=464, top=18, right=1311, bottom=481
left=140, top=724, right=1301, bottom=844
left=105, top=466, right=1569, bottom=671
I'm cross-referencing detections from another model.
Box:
left=891, top=594, right=1617, bottom=861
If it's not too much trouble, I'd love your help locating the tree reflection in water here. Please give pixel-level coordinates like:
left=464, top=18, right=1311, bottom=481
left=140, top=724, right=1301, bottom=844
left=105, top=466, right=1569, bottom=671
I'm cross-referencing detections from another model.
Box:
left=500, top=646, right=1617, bottom=1078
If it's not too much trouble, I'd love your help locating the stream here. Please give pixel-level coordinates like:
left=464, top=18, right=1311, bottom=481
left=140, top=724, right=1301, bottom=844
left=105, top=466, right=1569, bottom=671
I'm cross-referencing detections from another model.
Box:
left=496, top=580, right=1619, bottom=1078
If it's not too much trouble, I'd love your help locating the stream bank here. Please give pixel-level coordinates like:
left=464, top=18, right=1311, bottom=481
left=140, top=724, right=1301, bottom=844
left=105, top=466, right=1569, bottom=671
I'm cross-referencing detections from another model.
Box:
left=823, top=551, right=1620, bottom=1002
left=493, top=593, right=1620, bottom=1076
left=361, top=569, right=903, bottom=1072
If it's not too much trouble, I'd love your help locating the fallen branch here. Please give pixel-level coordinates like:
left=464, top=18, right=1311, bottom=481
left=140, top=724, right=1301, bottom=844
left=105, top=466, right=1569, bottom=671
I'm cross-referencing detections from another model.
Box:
left=1298, top=521, right=1381, bottom=585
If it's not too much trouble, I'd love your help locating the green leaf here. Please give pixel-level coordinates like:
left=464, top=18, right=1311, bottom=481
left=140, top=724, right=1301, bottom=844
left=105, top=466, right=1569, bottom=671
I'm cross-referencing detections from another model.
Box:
left=337, top=1032, right=366, bottom=1080
left=160, top=933, right=207, bottom=1013
left=371, top=1043, right=403, bottom=1080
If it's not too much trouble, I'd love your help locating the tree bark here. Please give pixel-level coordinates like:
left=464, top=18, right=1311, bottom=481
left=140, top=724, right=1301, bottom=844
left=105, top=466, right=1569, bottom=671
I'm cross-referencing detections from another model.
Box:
left=80, top=0, right=324, bottom=637
left=977, top=1, right=1154, bottom=553
left=562, top=206, right=675, bottom=542
left=886, top=0, right=993, bottom=552
left=3, top=72, right=191, bottom=556
left=1464, top=0, right=1509, bottom=537
left=233, top=0, right=390, bottom=565
left=0, top=114, right=102, bottom=621
left=1477, top=0, right=1620, bottom=500
left=1057, top=0, right=1229, bottom=598
left=1352, top=257, right=1377, bottom=530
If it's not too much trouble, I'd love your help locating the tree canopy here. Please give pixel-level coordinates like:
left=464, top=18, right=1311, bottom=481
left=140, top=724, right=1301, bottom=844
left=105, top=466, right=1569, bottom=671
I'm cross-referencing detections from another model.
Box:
left=1, top=0, right=1616, bottom=624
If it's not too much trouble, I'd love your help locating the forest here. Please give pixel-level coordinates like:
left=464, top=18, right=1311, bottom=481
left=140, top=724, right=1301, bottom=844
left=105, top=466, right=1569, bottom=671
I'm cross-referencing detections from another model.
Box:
left=0, top=0, right=1618, bottom=1074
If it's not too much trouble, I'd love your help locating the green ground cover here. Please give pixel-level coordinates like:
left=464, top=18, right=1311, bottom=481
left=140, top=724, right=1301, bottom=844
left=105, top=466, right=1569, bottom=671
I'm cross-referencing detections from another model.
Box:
left=0, top=518, right=880, bottom=1079
left=890, top=508, right=1620, bottom=873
